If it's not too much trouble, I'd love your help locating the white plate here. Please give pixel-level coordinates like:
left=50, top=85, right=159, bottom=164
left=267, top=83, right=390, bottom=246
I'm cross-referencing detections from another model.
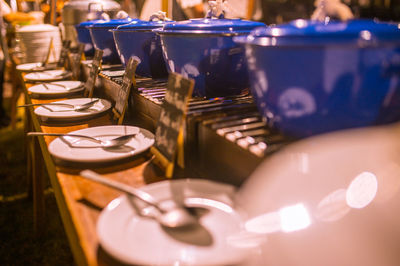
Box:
left=16, top=62, right=45, bottom=71
left=28, top=81, right=84, bottom=96
left=24, top=69, right=71, bottom=81
left=48, top=125, right=154, bottom=163
left=34, top=98, right=111, bottom=121
left=97, top=179, right=250, bottom=265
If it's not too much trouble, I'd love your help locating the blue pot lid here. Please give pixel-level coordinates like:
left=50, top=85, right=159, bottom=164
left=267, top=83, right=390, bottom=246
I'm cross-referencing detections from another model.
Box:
left=158, top=18, right=265, bottom=34
left=76, top=19, right=105, bottom=28
left=244, top=19, right=400, bottom=46
left=116, top=19, right=172, bottom=31
left=90, top=18, right=137, bottom=28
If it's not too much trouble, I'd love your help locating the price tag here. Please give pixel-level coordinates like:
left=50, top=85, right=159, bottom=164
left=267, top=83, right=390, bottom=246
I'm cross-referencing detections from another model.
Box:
left=57, top=40, right=71, bottom=68
left=113, top=57, right=138, bottom=124
left=83, top=49, right=103, bottom=98
left=69, top=43, right=85, bottom=79
left=150, top=73, right=194, bottom=178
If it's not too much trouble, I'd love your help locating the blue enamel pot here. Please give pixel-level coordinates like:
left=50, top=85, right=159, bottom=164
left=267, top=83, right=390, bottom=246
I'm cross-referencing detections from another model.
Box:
left=89, top=17, right=135, bottom=64
left=154, top=18, right=265, bottom=98
left=75, top=19, right=104, bottom=57
left=235, top=19, right=400, bottom=138
left=112, top=19, right=172, bottom=78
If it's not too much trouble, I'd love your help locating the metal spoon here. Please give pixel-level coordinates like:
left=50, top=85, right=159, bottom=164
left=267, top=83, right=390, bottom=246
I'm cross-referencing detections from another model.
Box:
left=30, top=62, right=55, bottom=71
left=27, top=132, right=137, bottom=148
left=42, top=83, right=51, bottom=90
left=80, top=170, right=197, bottom=229
left=41, top=82, right=74, bottom=91
left=40, top=70, right=70, bottom=77
left=18, top=99, right=99, bottom=112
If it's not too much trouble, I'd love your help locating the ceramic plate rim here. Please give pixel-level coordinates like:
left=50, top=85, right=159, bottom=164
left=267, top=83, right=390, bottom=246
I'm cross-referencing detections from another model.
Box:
left=16, top=62, right=43, bottom=71
left=96, top=179, right=248, bottom=265
left=28, top=81, right=85, bottom=95
left=33, top=98, right=111, bottom=120
left=24, top=70, right=71, bottom=81
left=48, top=125, right=154, bottom=163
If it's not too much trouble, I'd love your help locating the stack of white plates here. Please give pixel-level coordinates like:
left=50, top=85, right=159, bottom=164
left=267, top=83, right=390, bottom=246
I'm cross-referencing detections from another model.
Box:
left=16, top=24, right=62, bottom=63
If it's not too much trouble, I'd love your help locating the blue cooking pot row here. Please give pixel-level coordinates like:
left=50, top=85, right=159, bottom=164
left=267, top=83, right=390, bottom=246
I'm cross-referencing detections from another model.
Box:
left=235, top=19, right=400, bottom=137
left=76, top=18, right=400, bottom=138
left=76, top=17, right=135, bottom=64
left=76, top=16, right=264, bottom=96
left=112, top=19, right=170, bottom=78
left=155, top=19, right=265, bottom=97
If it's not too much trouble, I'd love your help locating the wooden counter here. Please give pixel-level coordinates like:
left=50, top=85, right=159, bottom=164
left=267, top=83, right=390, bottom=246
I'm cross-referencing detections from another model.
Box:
left=20, top=70, right=167, bottom=266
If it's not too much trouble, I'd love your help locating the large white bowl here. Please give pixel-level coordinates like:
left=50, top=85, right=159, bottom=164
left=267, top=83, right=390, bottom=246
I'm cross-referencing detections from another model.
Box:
left=236, top=123, right=400, bottom=266
left=16, top=24, right=62, bottom=63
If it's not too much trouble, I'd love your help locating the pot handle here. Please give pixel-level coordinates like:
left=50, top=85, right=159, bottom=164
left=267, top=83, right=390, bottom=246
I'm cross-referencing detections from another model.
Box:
left=205, top=0, right=227, bottom=19
left=358, top=30, right=378, bottom=47
left=357, top=30, right=400, bottom=77
left=311, top=0, right=354, bottom=21
left=233, top=35, right=248, bottom=44
left=149, top=11, right=171, bottom=21
left=382, top=54, right=400, bottom=77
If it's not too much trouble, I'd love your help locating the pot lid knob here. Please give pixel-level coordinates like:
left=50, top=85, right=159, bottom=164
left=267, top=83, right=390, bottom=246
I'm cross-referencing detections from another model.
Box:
left=311, top=0, right=354, bottom=22
left=149, top=11, right=171, bottom=21
left=115, top=10, right=129, bottom=19
left=206, top=0, right=228, bottom=19
left=100, top=12, right=110, bottom=20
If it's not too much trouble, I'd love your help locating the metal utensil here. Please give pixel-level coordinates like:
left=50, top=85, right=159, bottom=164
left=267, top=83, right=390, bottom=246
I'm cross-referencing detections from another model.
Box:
left=42, top=83, right=50, bottom=90
left=18, top=99, right=99, bottom=112
left=80, top=170, right=197, bottom=229
left=30, top=62, right=57, bottom=71
left=25, top=71, right=72, bottom=82
left=27, top=132, right=137, bottom=148
left=40, top=70, right=69, bottom=77
left=40, top=82, right=73, bottom=90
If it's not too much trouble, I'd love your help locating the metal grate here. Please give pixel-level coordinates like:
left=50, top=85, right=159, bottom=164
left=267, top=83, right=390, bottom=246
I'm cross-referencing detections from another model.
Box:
left=99, top=68, right=292, bottom=185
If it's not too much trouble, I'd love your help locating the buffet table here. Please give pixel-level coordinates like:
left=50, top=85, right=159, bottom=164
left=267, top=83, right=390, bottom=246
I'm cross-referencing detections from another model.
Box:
left=19, top=67, right=167, bottom=266
left=18, top=58, right=289, bottom=265
left=13, top=4, right=400, bottom=264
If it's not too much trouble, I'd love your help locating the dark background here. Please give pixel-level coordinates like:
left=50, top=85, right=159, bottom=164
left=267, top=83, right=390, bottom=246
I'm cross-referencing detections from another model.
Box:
left=129, top=0, right=400, bottom=23
left=258, top=0, right=400, bottom=24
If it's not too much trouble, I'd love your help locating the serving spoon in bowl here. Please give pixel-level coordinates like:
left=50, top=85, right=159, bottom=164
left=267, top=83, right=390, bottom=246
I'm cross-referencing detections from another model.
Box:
left=27, top=132, right=137, bottom=148
left=80, top=170, right=198, bottom=229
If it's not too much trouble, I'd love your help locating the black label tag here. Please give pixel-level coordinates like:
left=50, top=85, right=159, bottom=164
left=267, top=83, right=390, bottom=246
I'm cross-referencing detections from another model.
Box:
left=114, top=57, right=138, bottom=116
left=57, top=40, right=71, bottom=68
left=153, top=73, right=194, bottom=162
left=84, top=49, right=103, bottom=98
left=69, top=43, right=85, bottom=79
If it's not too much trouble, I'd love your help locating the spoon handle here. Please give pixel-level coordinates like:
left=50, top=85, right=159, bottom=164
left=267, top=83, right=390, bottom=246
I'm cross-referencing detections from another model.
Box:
left=41, top=82, right=71, bottom=90
left=27, top=132, right=102, bottom=143
left=18, top=102, right=74, bottom=108
left=80, top=99, right=100, bottom=108
left=80, top=170, right=160, bottom=209
left=42, top=83, right=50, bottom=90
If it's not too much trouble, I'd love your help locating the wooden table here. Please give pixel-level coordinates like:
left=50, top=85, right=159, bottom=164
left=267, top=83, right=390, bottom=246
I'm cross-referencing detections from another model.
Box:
left=19, top=71, right=167, bottom=266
